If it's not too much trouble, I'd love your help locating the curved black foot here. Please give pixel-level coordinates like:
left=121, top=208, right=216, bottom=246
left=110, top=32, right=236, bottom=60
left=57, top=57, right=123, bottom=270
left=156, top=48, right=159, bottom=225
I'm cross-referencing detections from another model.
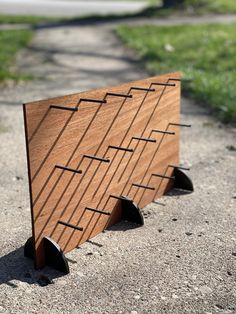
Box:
left=24, top=236, right=34, bottom=259
left=24, top=236, right=70, bottom=274
left=174, top=168, right=194, bottom=192
left=120, top=196, right=144, bottom=226
left=44, top=236, right=69, bottom=274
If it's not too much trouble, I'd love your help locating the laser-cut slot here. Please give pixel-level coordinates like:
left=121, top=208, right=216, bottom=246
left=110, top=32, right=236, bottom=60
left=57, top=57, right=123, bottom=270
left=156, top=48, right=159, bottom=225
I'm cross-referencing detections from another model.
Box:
left=109, top=145, right=133, bottom=152
left=106, top=92, right=133, bottom=98
left=131, top=87, right=155, bottom=92
left=55, top=165, right=82, bottom=174
left=152, top=82, right=176, bottom=87
left=83, top=155, right=110, bottom=163
left=132, top=183, right=155, bottom=190
left=152, top=173, right=175, bottom=180
left=132, top=136, right=156, bottom=143
left=170, top=123, right=191, bottom=128
left=79, top=98, right=107, bottom=104
left=169, top=165, right=190, bottom=171
left=152, top=130, right=175, bottom=135
left=58, top=220, right=83, bottom=231
left=85, top=207, right=111, bottom=216
left=50, top=105, right=78, bottom=112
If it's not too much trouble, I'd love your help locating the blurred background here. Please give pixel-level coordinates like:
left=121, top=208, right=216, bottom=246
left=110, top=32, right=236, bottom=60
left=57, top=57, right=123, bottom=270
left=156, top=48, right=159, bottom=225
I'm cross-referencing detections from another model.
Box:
left=0, top=0, right=236, bottom=123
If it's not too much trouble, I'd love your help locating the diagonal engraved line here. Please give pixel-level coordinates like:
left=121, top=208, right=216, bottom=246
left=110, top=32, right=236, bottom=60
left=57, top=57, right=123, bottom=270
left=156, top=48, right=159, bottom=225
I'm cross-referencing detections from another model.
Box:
left=73, top=198, right=110, bottom=251
left=136, top=121, right=181, bottom=205
left=34, top=102, right=103, bottom=223
left=66, top=80, right=178, bottom=250
left=33, top=167, right=55, bottom=206
left=94, top=79, right=177, bottom=211
left=119, top=79, right=178, bottom=200
left=118, top=82, right=176, bottom=183
left=32, top=98, right=106, bottom=183
left=132, top=123, right=173, bottom=202
left=137, top=166, right=171, bottom=207
left=91, top=81, right=173, bottom=201
left=28, top=107, right=50, bottom=143
left=84, top=192, right=126, bottom=245
left=36, top=91, right=130, bottom=240
left=31, top=105, right=78, bottom=182
left=91, top=86, right=153, bottom=200
left=95, top=79, right=175, bottom=210
left=48, top=79, right=176, bottom=250
left=48, top=90, right=134, bottom=246
left=33, top=96, right=109, bottom=206
left=132, top=89, right=181, bottom=205
left=83, top=79, right=180, bottom=241
left=60, top=83, right=157, bottom=251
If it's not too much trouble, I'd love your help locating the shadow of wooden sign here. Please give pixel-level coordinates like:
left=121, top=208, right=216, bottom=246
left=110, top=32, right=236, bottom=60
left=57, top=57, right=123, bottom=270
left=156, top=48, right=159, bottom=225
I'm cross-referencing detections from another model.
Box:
left=23, top=72, right=193, bottom=274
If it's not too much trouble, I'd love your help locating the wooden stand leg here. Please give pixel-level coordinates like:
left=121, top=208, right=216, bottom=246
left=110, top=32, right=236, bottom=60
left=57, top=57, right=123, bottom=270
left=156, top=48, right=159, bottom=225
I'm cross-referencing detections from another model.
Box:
left=24, top=236, right=70, bottom=274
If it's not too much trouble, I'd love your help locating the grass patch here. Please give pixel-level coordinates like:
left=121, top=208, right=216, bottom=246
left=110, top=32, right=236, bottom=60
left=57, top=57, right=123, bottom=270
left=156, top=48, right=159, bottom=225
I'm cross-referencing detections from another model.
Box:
left=0, top=29, right=33, bottom=81
left=144, top=0, right=236, bottom=15
left=186, top=0, right=236, bottom=14
left=117, top=23, right=236, bottom=123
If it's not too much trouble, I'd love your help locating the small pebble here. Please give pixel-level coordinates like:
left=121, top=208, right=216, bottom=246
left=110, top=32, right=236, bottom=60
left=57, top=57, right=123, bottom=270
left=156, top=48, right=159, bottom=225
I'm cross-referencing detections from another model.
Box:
left=172, top=294, right=179, bottom=299
left=232, top=252, right=236, bottom=257
left=13, top=176, right=23, bottom=181
left=77, top=271, right=84, bottom=277
left=227, top=270, right=232, bottom=276
left=158, top=229, right=163, bottom=233
left=176, top=255, right=180, bottom=258
left=185, top=232, right=193, bottom=236
left=67, top=258, right=77, bottom=264
left=226, top=145, right=236, bottom=151
left=215, top=304, right=224, bottom=310
left=134, top=295, right=140, bottom=300
left=199, top=285, right=212, bottom=294
left=228, top=306, right=236, bottom=311
left=172, top=218, right=178, bottom=222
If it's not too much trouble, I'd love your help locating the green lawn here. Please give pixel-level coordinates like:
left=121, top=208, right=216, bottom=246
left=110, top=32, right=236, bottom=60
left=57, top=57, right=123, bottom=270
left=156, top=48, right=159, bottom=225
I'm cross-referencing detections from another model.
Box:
left=0, top=29, right=33, bottom=81
left=117, top=23, right=236, bottom=123
left=187, top=0, right=236, bottom=14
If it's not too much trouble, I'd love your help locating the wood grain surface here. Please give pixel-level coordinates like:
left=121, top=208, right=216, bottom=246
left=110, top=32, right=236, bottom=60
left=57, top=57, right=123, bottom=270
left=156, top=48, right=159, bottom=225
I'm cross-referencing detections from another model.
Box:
left=23, top=72, right=181, bottom=269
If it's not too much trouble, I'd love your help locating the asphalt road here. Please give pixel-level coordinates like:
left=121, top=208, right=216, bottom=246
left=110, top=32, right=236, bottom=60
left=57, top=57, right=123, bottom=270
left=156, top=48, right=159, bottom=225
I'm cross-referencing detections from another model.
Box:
left=0, top=0, right=147, bottom=17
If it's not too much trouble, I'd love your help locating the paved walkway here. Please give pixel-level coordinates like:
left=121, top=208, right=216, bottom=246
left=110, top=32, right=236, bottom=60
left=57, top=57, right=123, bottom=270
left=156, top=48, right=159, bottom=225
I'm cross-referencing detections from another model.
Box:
left=1, top=13, right=236, bottom=30
left=0, top=19, right=236, bottom=314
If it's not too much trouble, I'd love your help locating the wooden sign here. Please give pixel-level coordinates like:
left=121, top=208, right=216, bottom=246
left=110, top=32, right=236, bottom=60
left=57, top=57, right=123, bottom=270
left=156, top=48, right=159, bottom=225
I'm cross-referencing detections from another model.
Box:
left=23, top=72, right=193, bottom=273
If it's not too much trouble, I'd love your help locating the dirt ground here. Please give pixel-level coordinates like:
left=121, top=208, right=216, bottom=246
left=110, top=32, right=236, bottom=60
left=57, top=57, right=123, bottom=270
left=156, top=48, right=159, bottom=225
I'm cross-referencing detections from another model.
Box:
left=0, top=20, right=236, bottom=314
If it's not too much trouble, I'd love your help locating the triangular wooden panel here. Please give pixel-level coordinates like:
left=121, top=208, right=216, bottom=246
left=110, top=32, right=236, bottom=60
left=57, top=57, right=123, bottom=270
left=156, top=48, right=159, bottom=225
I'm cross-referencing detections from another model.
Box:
left=23, top=72, right=181, bottom=269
